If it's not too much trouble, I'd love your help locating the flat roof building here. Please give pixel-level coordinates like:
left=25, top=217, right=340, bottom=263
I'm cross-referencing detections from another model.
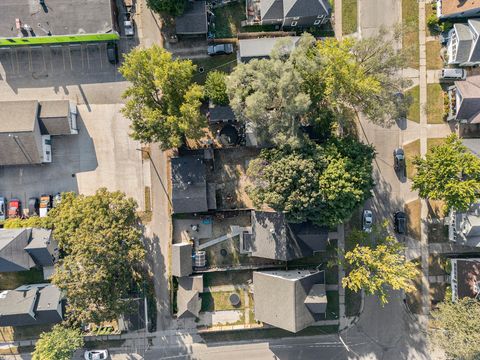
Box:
left=238, top=36, right=300, bottom=62
left=0, top=0, right=119, bottom=47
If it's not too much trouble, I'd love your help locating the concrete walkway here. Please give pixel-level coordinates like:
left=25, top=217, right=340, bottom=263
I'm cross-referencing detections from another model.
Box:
left=334, top=0, right=343, bottom=40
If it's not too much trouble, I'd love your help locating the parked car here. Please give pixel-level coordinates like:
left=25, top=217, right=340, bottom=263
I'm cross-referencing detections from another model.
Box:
left=0, top=197, right=6, bottom=222
left=39, top=194, right=52, bottom=218
left=84, top=349, right=109, bottom=360
left=440, top=68, right=466, bottom=82
left=207, top=43, right=234, bottom=56
left=362, top=209, right=373, bottom=233
left=124, top=13, right=134, bottom=36
left=8, top=199, right=21, bottom=219
left=393, top=148, right=405, bottom=172
left=394, top=211, right=407, bottom=234
left=28, top=197, right=39, bottom=217
left=107, top=42, right=119, bottom=64
left=53, top=193, right=62, bottom=208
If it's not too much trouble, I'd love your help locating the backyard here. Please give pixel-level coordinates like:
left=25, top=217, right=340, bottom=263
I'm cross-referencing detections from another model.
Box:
left=192, top=54, right=237, bottom=84
left=211, top=2, right=246, bottom=38
left=0, top=268, right=44, bottom=290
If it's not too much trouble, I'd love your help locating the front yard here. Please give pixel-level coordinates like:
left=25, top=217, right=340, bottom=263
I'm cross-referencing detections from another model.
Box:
left=405, top=86, right=420, bottom=123
left=426, top=41, right=443, bottom=70
left=405, top=199, right=421, bottom=241
left=402, top=0, right=419, bottom=68
left=404, top=139, right=420, bottom=180
left=342, top=0, right=358, bottom=35
left=426, top=84, right=445, bottom=124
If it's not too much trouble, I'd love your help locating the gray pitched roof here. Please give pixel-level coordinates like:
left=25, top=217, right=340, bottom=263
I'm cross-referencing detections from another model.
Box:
left=177, top=275, right=203, bottom=319
left=171, top=156, right=209, bottom=214
left=455, top=75, right=480, bottom=121
left=38, top=100, right=72, bottom=135
left=171, top=243, right=193, bottom=277
left=261, top=0, right=284, bottom=20
left=0, top=229, right=34, bottom=272
left=453, top=23, right=474, bottom=63
left=250, top=211, right=328, bottom=261
left=283, top=0, right=330, bottom=18
left=175, top=1, right=207, bottom=35
left=207, top=105, right=236, bottom=123
left=253, top=270, right=326, bottom=332
left=0, top=284, right=62, bottom=326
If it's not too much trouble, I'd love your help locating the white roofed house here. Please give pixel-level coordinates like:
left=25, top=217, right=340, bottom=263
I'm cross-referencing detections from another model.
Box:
left=447, top=19, right=480, bottom=66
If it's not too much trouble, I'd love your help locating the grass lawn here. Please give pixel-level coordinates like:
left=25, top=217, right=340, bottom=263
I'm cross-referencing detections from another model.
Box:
left=426, top=84, right=445, bottom=124
left=345, top=288, right=362, bottom=317
left=427, top=137, right=446, bottom=152
left=404, top=139, right=420, bottom=180
left=212, top=2, right=246, bottom=38
left=203, top=271, right=252, bottom=287
left=402, top=0, right=419, bottom=68
left=342, top=0, right=358, bottom=35
left=428, top=222, right=449, bottom=243
left=0, top=268, right=44, bottom=290
left=200, top=325, right=339, bottom=343
left=425, top=4, right=437, bottom=37
left=426, top=41, right=443, bottom=70
left=192, top=54, right=237, bottom=84
left=326, top=291, right=339, bottom=320
left=201, top=290, right=245, bottom=312
left=405, top=86, right=420, bottom=123
left=0, top=324, right=53, bottom=341
left=405, top=199, right=421, bottom=241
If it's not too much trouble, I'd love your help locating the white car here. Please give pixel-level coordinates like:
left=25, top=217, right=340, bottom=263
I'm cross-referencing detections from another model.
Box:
left=362, top=209, right=373, bottom=233
left=84, top=349, right=109, bottom=360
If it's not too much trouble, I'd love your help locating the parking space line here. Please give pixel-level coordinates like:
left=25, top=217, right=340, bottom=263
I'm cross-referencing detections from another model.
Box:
left=65, top=46, right=72, bottom=71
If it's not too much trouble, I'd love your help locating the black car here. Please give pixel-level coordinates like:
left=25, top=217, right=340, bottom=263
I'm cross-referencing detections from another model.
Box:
left=107, top=42, right=119, bottom=64
left=28, top=197, right=39, bottom=217
left=394, top=211, right=407, bottom=234
left=393, top=148, right=405, bottom=171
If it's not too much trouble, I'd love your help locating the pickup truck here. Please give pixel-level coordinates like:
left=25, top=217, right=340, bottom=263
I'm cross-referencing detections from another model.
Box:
left=39, top=194, right=52, bottom=218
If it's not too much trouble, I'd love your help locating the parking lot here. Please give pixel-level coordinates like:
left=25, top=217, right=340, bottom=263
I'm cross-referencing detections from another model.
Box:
left=0, top=39, right=136, bottom=82
left=0, top=104, right=146, bottom=211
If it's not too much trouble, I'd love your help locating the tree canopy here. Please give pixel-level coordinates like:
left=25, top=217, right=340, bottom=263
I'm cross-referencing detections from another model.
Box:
left=341, top=226, right=419, bottom=304
left=119, top=45, right=206, bottom=149
left=146, top=0, right=186, bottom=16
left=412, top=134, right=480, bottom=211
left=247, top=138, right=375, bottom=226
left=50, top=189, right=145, bottom=324
left=3, top=216, right=52, bottom=229
left=32, top=325, right=84, bottom=360
left=430, top=298, right=480, bottom=360
left=204, top=71, right=229, bottom=105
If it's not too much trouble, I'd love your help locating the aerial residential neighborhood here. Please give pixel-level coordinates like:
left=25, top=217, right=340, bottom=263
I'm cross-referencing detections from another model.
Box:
left=2, top=0, right=480, bottom=359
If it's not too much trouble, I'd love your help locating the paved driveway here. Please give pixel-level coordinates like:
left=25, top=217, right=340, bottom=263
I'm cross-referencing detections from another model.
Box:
left=0, top=104, right=145, bottom=210
left=358, top=0, right=401, bottom=39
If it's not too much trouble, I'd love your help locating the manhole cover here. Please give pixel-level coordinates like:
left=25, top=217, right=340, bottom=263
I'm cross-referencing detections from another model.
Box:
left=220, top=249, right=227, bottom=257
left=229, top=293, right=241, bottom=306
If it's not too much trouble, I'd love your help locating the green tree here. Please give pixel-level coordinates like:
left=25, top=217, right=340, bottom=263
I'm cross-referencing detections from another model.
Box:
left=146, top=0, right=186, bottom=16
left=119, top=46, right=206, bottom=149
left=3, top=216, right=52, bottom=229
left=315, top=28, right=409, bottom=124
left=32, top=325, right=84, bottom=360
left=247, top=138, right=375, bottom=226
left=412, top=134, right=480, bottom=211
left=341, top=227, right=419, bottom=304
left=50, top=189, right=145, bottom=324
left=204, top=71, right=229, bottom=105
left=430, top=298, right=480, bottom=360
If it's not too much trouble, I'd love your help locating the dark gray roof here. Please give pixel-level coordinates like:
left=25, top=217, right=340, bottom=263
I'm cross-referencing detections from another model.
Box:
left=177, top=275, right=203, bottom=319
left=260, top=0, right=330, bottom=20
left=172, top=243, right=193, bottom=277
left=0, top=284, right=62, bottom=326
left=0, top=0, right=115, bottom=38
left=207, top=106, right=236, bottom=123
left=250, top=211, right=328, bottom=261
left=171, top=156, right=209, bottom=214
left=0, top=229, right=34, bottom=272
left=175, top=1, right=207, bottom=35
left=38, top=101, right=71, bottom=135
left=456, top=76, right=480, bottom=121
left=283, top=0, right=330, bottom=18
left=238, top=37, right=300, bottom=61
left=253, top=270, right=326, bottom=332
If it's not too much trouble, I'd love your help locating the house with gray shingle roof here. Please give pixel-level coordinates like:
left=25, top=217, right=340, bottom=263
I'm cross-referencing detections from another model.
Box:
left=176, top=275, right=203, bottom=319
left=451, top=75, right=480, bottom=123
left=246, top=0, right=331, bottom=28
left=447, top=19, right=480, bottom=66
left=0, top=228, right=58, bottom=273
left=253, top=269, right=327, bottom=332
left=0, top=284, right=63, bottom=326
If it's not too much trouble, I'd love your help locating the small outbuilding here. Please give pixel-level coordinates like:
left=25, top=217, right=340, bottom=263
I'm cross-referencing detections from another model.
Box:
left=172, top=243, right=193, bottom=278
left=175, top=1, right=208, bottom=36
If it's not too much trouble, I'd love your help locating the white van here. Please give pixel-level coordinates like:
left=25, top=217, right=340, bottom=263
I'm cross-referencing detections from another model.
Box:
left=440, top=68, right=467, bottom=81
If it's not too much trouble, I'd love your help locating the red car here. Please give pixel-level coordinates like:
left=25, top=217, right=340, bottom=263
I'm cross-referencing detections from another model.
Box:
left=8, top=199, right=21, bottom=218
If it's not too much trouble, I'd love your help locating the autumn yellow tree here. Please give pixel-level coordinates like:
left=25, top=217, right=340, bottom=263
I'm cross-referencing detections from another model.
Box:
left=341, top=227, right=419, bottom=304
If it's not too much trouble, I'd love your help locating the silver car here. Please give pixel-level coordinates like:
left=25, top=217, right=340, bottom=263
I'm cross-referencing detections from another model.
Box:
left=362, top=209, right=373, bottom=233
left=207, top=43, right=234, bottom=56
